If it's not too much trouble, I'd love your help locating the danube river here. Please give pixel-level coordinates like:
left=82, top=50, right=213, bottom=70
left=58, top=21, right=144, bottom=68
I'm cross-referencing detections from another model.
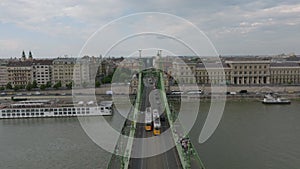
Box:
left=1, top=101, right=300, bottom=169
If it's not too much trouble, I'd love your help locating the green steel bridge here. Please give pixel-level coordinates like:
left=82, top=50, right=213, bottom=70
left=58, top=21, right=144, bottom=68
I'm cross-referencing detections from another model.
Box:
left=107, top=68, right=205, bottom=169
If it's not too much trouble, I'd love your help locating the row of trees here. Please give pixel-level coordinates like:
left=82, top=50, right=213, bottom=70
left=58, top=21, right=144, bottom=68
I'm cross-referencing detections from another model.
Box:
left=0, top=81, right=73, bottom=91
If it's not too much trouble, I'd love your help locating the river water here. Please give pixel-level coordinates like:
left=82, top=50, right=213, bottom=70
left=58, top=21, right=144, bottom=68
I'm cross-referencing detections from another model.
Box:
left=191, top=101, right=300, bottom=169
left=0, top=101, right=300, bottom=169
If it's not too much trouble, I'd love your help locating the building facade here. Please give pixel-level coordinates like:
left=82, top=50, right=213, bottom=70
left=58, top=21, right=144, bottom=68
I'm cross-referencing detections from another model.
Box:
left=73, top=56, right=101, bottom=87
left=52, top=58, right=76, bottom=87
left=270, top=62, right=300, bottom=84
left=226, top=59, right=271, bottom=85
left=32, top=60, right=53, bottom=86
left=0, top=60, right=8, bottom=87
left=172, top=61, right=196, bottom=84
left=195, top=63, right=231, bottom=85
left=7, top=61, right=33, bottom=87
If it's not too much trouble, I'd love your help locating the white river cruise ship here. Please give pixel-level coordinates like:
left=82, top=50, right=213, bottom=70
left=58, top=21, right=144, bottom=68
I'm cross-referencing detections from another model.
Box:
left=0, top=100, right=113, bottom=119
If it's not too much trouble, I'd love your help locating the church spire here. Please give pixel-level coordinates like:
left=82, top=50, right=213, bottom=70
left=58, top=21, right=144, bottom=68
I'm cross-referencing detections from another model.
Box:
left=28, top=51, right=33, bottom=60
left=21, top=50, right=26, bottom=61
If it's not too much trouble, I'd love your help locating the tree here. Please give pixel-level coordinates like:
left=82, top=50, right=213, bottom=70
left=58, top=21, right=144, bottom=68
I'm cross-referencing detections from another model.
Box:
left=101, top=75, right=113, bottom=84
left=46, top=81, right=52, bottom=88
left=26, top=82, right=32, bottom=91
left=14, top=85, right=20, bottom=91
left=95, top=80, right=101, bottom=88
left=0, top=86, right=4, bottom=91
left=40, top=84, right=46, bottom=90
left=32, top=80, right=38, bottom=88
left=66, top=82, right=73, bottom=89
left=53, top=81, right=62, bottom=89
left=6, top=82, right=13, bottom=90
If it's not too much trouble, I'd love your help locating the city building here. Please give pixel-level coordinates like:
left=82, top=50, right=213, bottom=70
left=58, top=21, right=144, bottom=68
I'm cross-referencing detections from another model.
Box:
left=270, top=62, right=300, bottom=84
left=172, top=60, right=196, bottom=84
left=0, top=60, right=8, bottom=87
left=117, top=58, right=141, bottom=71
left=73, top=56, right=101, bottom=87
left=225, top=58, right=271, bottom=85
left=195, top=62, right=231, bottom=85
left=52, top=58, right=76, bottom=87
left=7, top=61, right=33, bottom=87
left=32, top=59, right=53, bottom=86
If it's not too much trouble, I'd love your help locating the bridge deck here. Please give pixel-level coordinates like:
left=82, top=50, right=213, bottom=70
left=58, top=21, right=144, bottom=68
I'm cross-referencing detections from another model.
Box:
left=107, top=70, right=205, bottom=169
left=129, top=77, right=183, bottom=169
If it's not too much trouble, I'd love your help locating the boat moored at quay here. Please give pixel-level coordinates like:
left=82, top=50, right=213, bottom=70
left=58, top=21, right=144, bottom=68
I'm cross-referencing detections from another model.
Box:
left=0, top=100, right=113, bottom=119
left=262, top=94, right=291, bottom=104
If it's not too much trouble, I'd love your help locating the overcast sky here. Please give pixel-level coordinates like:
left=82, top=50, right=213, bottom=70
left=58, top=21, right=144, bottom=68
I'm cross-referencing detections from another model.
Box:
left=0, top=0, right=300, bottom=58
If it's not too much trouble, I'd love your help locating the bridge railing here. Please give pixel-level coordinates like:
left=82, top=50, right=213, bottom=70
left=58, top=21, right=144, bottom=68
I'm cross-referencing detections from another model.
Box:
left=122, top=72, right=143, bottom=169
left=158, top=72, right=206, bottom=169
left=106, top=72, right=143, bottom=169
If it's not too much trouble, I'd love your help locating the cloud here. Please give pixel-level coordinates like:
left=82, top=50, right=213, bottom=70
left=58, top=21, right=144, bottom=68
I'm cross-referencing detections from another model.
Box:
left=0, top=0, right=300, bottom=56
left=0, top=39, right=22, bottom=51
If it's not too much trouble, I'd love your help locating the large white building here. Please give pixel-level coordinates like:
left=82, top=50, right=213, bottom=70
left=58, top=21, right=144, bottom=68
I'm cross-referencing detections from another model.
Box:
left=73, top=56, right=101, bottom=87
left=32, top=60, right=53, bottom=86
